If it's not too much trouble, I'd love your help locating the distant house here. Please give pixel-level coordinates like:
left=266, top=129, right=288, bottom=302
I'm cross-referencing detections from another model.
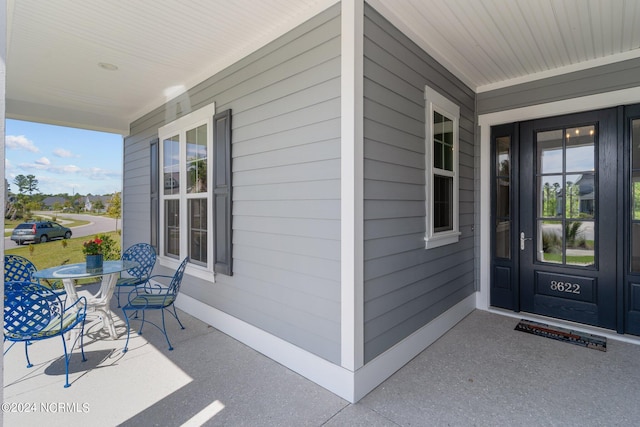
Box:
left=41, top=196, right=66, bottom=210
left=85, top=195, right=111, bottom=212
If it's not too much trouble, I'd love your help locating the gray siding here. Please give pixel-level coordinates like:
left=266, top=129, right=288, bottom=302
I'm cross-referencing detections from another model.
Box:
left=478, top=57, right=640, bottom=114
left=363, top=4, right=476, bottom=362
left=124, top=5, right=342, bottom=363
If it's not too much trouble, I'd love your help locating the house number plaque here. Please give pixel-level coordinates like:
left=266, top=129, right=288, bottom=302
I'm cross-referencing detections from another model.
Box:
left=535, top=272, right=595, bottom=303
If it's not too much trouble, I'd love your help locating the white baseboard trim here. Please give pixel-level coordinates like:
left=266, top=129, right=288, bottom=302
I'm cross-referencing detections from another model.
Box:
left=175, top=292, right=476, bottom=403
left=175, top=294, right=356, bottom=401
left=353, top=293, right=476, bottom=401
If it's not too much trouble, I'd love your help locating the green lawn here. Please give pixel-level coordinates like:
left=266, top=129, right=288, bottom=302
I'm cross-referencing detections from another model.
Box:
left=5, top=231, right=122, bottom=285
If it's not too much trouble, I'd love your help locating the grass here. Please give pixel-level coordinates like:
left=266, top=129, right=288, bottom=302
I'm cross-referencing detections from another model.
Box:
left=5, top=231, right=122, bottom=285
left=542, top=253, right=595, bottom=265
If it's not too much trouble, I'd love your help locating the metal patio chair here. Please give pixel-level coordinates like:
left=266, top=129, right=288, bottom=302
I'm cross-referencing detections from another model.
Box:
left=4, top=254, right=66, bottom=294
left=4, top=281, right=87, bottom=388
left=115, top=243, right=157, bottom=307
left=122, top=257, right=188, bottom=352
left=4, top=254, right=37, bottom=282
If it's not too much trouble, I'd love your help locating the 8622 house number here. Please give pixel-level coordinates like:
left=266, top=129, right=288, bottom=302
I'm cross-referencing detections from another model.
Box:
left=549, top=280, right=581, bottom=294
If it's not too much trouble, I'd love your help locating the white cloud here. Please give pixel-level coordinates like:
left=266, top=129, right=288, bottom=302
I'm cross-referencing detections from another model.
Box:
left=5, top=135, right=39, bottom=152
left=35, top=157, right=51, bottom=165
left=62, top=165, right=81, bottom=173
left=53, top=148, right=76, bottom=158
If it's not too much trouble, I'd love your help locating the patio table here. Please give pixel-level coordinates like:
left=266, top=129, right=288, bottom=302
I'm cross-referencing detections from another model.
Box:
left=34, top=260, right=138, bottom=339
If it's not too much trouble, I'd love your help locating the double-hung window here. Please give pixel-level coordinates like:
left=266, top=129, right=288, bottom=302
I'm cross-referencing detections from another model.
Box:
left=159, top=103, right=215, bottom=277
left=424, top=86, right=461, bottom=249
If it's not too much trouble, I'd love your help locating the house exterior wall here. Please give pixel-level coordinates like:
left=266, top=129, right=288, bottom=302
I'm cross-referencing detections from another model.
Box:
left=123, top=4, right=343, bottom=364
left=362, top=4, right=476, bottom=363
left=477, top=57, right=640, bottom=115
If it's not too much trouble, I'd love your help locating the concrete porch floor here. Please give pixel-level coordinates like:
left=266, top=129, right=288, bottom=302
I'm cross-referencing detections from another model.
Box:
left=4, top=283, right=640, bottom=426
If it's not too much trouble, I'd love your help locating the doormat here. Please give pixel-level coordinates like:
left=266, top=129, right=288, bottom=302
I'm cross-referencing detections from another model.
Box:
left=514, top=319, right=607, bottom=351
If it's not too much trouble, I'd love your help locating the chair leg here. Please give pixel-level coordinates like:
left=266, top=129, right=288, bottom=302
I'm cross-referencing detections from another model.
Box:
left=138, top=311, right=147, bottom=334
left=161, top=309, right=173, bottom=351
left=171, top=305, right=186, bottom=330
left=24, top=341, right=33, bottom=368
left=122, top=309, right=132, bottom=353
left=61, top=335, right=71, bottom=388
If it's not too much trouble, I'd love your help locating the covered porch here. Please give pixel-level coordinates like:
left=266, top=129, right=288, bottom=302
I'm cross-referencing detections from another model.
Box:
left=5, top=0, right=640, bottom=414
left=4, top=282, right=640, bottom=426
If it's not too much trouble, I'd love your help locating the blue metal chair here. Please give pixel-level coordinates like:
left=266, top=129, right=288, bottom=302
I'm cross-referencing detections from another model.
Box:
left=4, top=254, right=65, bottom=293
left=4, top=254, right=37, bottom=282
left=4, top=281, right=87, bottom=388
left=115, top=243, right=157, bottom=307
left=122, top=257, right=188, bottom=352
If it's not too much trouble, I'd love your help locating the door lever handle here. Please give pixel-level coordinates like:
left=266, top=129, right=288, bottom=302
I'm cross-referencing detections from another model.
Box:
left=520, top=232, right=532, bottom=250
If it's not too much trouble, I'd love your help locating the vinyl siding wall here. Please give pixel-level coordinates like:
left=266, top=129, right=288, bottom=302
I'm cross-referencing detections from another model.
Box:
left=124, top=5, right=342, bottom=363
left=362, top=4, right=476, bottom=363
left=477, top=57, right=640, bottom=115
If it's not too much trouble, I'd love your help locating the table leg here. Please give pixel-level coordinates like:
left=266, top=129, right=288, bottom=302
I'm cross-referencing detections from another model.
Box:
left=87, top=273, right=119, bottom=339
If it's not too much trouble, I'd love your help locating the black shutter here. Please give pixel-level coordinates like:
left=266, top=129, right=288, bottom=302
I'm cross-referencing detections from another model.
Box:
left=212, top=109, right=232, bottom=275
left=150, top=138, right=159, bottom=252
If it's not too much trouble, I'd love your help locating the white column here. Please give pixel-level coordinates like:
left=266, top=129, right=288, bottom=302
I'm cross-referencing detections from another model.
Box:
left=340, top=0, right=364, bottom=372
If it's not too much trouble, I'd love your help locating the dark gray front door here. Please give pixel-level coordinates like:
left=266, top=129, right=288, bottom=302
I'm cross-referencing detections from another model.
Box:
left=518, top=109, right=618, bottom=329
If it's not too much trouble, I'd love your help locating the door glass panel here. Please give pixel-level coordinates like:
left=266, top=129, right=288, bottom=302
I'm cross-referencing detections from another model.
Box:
left=538, top=130, right=563, bottom=174
left=495, top=136, right=511, bottom=259
left=566, top=221, right=595, bottom=266
left=496, top=219, right=510, bottom=259
left=539, top=220, right=562, bottom=263
left=566, top=126, right=595, bottom=172
left=633, top=120, right=640, bottom=170
left=539, top=175, right=563, bottom=218
left=632, top=119, right=640, bottom=272
left=536, top=125, right=597, bottom=267
left=566, top=173, right=595, bottom=219
left=633, top=171, right=640, bottom=221
left=632, top=223, right=640, bottom=272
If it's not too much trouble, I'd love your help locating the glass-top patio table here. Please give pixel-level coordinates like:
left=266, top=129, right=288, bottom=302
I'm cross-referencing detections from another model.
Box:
left=34, top=260, right=139, bottom=339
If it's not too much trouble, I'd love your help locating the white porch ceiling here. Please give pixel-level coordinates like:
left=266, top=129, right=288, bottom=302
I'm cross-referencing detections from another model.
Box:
left=6, top=0, right=640, bottom=135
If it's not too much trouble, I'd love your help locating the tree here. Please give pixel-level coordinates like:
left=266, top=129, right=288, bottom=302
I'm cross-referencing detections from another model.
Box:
left=107, top=192, right=122, bottom=231
left=93, top=199, right=105, bottom=212
left=25, top=174, right=39, bottom=195
left=13, top=174, right=39, bottom=195
left=13, top=175, right=28, bottom=195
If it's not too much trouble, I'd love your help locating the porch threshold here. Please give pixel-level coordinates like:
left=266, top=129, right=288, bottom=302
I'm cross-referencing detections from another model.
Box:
left=486, top=306, right=640, bottom=347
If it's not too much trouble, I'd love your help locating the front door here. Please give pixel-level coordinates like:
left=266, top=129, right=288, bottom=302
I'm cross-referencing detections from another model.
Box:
left=491, top=109, right=622, bottom=329
left=518, top=109, right=618, bottom=329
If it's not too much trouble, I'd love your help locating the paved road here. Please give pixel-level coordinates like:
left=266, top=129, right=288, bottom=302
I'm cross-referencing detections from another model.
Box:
left=5, top=213, right=119, bottom=248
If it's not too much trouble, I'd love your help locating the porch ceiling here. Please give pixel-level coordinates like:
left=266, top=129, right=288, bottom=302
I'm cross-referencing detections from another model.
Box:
left=6, top=0, right=640, bottom=135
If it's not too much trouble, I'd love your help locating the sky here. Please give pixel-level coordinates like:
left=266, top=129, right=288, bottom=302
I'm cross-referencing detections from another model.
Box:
left=5, top=119, right=123, bottom=196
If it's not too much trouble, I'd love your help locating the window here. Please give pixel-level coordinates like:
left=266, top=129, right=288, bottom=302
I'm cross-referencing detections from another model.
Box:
left=424, top=86, right=461, bottom=249
left=158, top=103, right=215, bottom=277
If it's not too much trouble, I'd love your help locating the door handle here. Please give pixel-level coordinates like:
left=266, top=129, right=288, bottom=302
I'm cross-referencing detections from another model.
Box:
left=520, top=232, right=532, bottom=250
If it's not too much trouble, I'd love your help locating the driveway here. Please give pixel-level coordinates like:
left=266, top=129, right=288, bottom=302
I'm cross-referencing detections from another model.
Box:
left=4, top=213, right=119, bottom=248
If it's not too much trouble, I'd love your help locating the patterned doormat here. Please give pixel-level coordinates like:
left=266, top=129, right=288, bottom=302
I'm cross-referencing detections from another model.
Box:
left=515, top=319, right=607, bottom=351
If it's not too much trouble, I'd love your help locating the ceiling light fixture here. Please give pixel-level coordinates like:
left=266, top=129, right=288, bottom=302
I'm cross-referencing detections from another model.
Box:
left=98, top=62, right=118, bottom=71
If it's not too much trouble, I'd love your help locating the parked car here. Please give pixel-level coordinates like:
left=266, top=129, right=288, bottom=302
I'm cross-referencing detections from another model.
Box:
left=10, top=221, right=73, bottom=245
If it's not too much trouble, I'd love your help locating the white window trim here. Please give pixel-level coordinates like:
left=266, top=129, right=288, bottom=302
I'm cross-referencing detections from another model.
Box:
left=424, top=86, right=461, bottom=249
left=158, top=102, right=215, bottom=281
